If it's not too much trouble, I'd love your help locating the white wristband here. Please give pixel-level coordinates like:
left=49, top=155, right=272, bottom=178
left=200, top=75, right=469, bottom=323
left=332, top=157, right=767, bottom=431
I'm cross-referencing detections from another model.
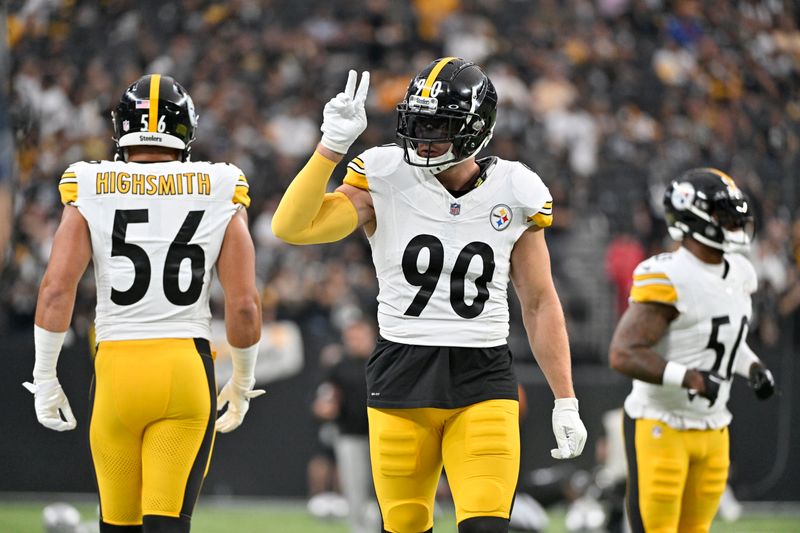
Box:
left=33, top=325, right=67, bottom=381
left=228, top=343, right=260, bottom=385
left=554, top=397, right=579, bottom=411
left=662, top=361, right=687, bottom=388
left=319, top=135, right=351, bottom=155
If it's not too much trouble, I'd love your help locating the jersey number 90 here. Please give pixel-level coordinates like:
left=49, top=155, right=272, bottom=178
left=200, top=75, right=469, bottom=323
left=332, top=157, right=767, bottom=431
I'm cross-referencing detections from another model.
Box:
left=402, top=234, right=495, bottom=319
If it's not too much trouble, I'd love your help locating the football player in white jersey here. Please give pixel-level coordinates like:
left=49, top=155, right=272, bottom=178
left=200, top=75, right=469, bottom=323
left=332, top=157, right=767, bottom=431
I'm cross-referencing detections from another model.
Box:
left=609, top=168, right=776, bottom=533
left=24, top=74, right=264, bottom=533
left=272, top=58, right=587, bottom=533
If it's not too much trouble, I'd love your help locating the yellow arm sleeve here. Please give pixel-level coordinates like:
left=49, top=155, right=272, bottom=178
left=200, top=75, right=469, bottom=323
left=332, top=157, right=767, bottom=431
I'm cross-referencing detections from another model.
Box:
left=272, top=151, right=359, bottom=244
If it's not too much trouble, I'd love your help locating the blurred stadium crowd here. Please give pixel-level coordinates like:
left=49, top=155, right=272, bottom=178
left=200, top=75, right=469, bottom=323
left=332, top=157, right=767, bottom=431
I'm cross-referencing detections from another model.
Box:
left=3, top=0, right=799, bottom=363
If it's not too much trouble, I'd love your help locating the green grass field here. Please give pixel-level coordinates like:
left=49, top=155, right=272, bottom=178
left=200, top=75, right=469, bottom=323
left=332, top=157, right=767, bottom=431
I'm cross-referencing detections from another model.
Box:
left=1, top=498, right=798, bottom=532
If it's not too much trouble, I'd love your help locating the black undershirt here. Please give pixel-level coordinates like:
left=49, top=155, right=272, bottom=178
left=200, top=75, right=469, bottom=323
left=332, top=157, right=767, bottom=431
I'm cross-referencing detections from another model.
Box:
left=365, top=338, right=519, bottom=409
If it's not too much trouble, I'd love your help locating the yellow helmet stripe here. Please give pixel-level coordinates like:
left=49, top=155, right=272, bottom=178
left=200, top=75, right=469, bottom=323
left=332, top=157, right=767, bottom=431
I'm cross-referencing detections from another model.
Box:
left=148, top=74, right=161, bottom=132
left=421, top=57, right=457, bottom=97
left=704, top=167, right=738, bottom=190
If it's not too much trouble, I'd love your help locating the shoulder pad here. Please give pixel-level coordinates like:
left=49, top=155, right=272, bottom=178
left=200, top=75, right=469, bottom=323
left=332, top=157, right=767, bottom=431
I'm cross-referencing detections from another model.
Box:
left=508, top=162, right=553, bottom=228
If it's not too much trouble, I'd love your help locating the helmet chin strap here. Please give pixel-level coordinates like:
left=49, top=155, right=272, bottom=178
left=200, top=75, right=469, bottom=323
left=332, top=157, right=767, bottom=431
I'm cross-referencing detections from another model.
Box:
left=690, top=231, right=726, bottom=251
left=406, top=145, right=460, bottom=173
left=681, top=228, right=750, bottom=253
left=405, top=131, right=494, bottom=174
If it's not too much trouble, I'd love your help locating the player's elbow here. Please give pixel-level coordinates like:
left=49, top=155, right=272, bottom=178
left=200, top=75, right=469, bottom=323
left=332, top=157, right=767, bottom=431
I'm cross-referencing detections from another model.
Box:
left=226, top=294, right=261, bottom=328
left=608, top=341, right=632, bottom=373
left=271, top=213, right=303, bottom=244
left=37, top=276, right=76, bottom=310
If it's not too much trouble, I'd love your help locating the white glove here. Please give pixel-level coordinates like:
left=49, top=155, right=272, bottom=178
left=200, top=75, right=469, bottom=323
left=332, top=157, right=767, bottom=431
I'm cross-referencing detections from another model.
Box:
left=215, top=377, right=265, bottom=433
left=551, top=398, right=587, bottom=459
left=22, top=378, right=77, bottom=432
left=320, top=69, right=370, bottom=154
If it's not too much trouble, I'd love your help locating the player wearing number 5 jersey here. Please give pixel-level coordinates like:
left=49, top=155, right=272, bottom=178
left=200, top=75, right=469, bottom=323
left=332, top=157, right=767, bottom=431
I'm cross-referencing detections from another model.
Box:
left=609, top=168, right=776, bottom=533
left=273, top=58, right=587, bottom=533
left=24, top=74, right=263, bottom=533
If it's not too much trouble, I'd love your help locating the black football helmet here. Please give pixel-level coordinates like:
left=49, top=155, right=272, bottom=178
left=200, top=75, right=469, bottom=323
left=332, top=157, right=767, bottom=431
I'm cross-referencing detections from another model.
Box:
left=112, top=74, right=198, bottom=161
left=396, top=57, right=497, bottom=173
left=663, top=168, right=754, bottom=252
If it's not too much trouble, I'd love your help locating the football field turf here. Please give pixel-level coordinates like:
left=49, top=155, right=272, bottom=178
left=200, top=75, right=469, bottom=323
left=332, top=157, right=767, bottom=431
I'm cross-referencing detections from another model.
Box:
left=1, top=497, right=799, bottom=532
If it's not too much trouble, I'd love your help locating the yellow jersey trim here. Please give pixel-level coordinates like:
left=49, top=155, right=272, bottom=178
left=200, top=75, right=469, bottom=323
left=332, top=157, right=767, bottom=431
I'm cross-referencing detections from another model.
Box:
left=233, top=185, right=250, bottom=208
left=59, top=182, right=78, bottom=205
left=344, top=168, right=369, bottom=190
left=633, top=272, right=672, bottom=283
left=232, top=175, right=251, bottom=207
left=528, top=212, right=553, bottom=228
left=630, top=283, right=678, bottom=304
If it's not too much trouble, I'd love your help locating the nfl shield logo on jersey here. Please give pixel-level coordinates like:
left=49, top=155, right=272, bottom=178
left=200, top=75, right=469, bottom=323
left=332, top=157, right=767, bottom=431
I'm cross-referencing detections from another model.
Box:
left=490, top=204, right=512, bottom=230
left=450, top=202, right=461, bottom=216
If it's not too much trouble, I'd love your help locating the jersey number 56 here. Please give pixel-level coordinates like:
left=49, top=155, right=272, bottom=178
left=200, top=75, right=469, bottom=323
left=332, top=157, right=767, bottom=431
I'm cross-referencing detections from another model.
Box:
left=111, top=209, right=205, bottom=306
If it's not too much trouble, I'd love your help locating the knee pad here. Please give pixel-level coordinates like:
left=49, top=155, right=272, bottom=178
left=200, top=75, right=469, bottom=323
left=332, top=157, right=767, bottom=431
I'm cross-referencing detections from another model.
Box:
left=142, top=514, right=190, bottom=533
left=457, top=516, right=509, bottom=533
left=383, top=501, right=430, bottom=533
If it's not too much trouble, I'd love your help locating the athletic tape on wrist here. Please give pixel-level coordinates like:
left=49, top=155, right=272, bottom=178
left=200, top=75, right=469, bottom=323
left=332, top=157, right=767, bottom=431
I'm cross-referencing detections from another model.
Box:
left=33, top=325, right=67, bottom=381
left=662, top=361, right=688, bottom=387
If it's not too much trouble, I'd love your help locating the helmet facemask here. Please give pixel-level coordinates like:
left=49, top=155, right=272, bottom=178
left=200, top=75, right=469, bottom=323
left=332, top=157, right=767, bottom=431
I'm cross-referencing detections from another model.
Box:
left=396, top=107, right=491, bottom=172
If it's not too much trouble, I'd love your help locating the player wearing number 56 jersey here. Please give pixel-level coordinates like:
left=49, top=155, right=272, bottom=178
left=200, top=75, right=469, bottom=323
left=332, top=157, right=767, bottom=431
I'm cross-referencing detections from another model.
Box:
left=24, top=75, right=263, bottom=533
left=273, top=58, right=587, bottom=533
left=609, top=168, right=776, bottom=533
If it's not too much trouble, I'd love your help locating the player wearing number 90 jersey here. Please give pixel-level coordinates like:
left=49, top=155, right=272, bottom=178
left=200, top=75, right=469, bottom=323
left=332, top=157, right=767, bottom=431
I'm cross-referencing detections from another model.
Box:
left=273, top=58, right=587, bottom=533
left=609, top=168, right=776, bottom=533
left=349, top=145, right=552, bottom=349
left=25, top=74, right=264, bottom=533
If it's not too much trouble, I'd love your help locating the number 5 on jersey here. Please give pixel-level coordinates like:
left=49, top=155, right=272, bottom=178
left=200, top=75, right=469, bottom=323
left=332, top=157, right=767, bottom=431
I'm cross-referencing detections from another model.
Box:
left=111, top=209, right=205, bottom=306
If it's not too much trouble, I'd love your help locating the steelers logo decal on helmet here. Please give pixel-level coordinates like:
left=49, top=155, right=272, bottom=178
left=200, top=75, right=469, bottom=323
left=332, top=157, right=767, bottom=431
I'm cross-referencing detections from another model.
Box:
left=670, top=181, right=695, bottom=211
left=490, top=204, right=512, bottom=231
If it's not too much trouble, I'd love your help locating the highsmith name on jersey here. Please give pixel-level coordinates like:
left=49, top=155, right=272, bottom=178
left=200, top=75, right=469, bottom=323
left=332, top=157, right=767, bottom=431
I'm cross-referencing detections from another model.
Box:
left=344, top=145, right=553, bottom=348
left=58, top=160, right=250, bottom=342
left=624, top=247, right=758, bottom=429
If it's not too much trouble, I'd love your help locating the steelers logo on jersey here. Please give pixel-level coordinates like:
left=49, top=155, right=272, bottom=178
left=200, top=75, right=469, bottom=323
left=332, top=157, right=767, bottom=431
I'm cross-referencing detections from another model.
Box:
left=490, top=204, right=512, bottom=231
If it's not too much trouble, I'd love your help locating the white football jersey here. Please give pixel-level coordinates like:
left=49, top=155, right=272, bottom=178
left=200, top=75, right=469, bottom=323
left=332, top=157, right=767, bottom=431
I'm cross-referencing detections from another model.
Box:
left=623, top=246, right=758, bottom=429
left=58, top=159, right=250, bottom=342
left=343, top=145, right=553, bottom=347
